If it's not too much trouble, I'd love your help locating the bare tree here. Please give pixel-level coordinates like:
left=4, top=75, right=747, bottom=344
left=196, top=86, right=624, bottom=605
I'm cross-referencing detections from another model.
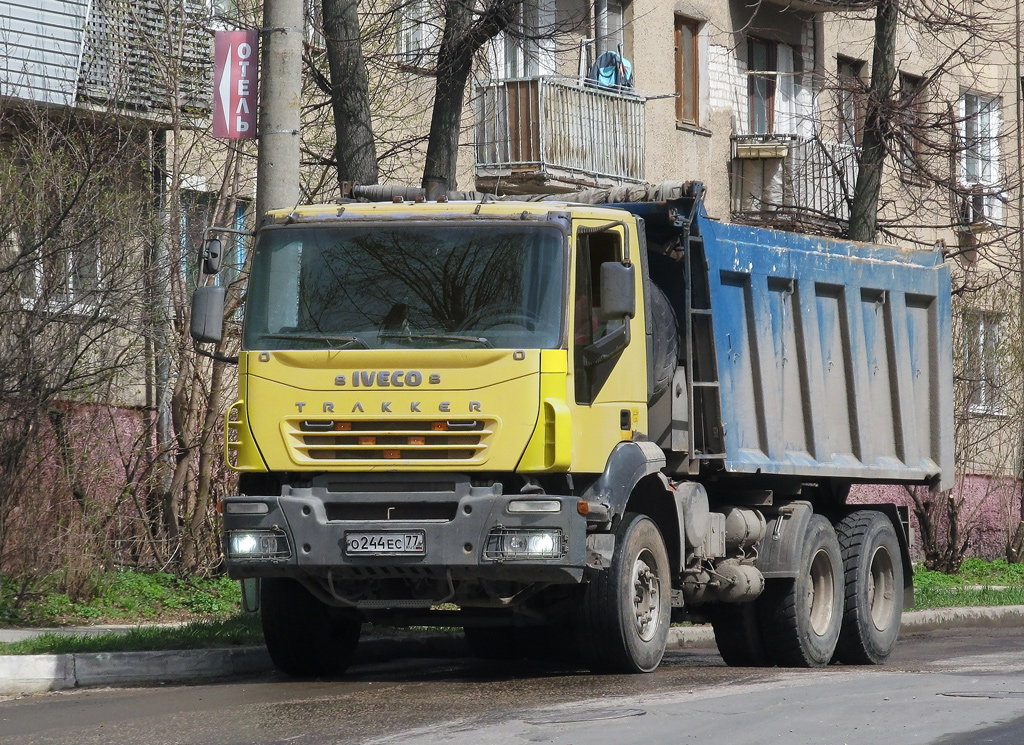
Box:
left=313, top=0, right=572, bottom=193
left=322, top=0, right=379, bottom=185
left=420, top=0, right=518, bottom=193
left=847, top=0, right=897, bottom=242
left=0, top=110, right=150, bottom=588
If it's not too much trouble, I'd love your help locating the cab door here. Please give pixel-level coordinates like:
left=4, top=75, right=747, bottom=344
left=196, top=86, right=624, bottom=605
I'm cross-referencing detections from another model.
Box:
left=568, top=220, right=648, bottom=472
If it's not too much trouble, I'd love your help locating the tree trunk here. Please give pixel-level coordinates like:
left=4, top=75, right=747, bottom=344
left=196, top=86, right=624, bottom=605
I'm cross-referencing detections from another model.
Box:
left=322, top=0, right=378, bottom=186
left=422, top=0, right=517, bottom=194
left=848, top=0, right=898, bottom=242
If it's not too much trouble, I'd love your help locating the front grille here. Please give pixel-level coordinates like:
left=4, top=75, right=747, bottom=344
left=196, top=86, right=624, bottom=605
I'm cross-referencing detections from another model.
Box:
left=325, top=502, right=459, bottom=521
left=283, top=417, right=495, bottom=464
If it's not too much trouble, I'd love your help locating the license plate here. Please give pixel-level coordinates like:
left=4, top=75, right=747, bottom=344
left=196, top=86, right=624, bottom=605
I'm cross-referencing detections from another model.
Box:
left=345, top=531, right=425, bottom=556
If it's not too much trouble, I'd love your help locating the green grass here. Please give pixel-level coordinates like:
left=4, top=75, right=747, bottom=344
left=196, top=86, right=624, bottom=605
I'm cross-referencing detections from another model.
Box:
left=913, top=559, right=1024, bottom=610
left=0, top=569, right=242, bottom=626
left=0, top=614, right=263, bottom=655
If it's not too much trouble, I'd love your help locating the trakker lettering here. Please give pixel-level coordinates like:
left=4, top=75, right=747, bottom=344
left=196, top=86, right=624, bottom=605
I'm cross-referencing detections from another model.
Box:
left=295, top=400, right=482, bottom=413
left=342, top=371, right=433, bottom=387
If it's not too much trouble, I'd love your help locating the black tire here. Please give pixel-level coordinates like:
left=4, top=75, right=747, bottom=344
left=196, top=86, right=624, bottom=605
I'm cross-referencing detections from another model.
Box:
left=833, top=510, right=904, bottom=664
left=579, top=513, right=671, bottom=673
left=261, top=577, right=361, bottom=677
left=759, top=514, right=844, bottom=667
left=710, top=601, right=770, bottom=667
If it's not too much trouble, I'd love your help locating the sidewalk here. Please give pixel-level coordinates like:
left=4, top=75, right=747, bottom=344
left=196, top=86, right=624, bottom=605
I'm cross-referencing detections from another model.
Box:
left=2, top=606, right=1023, bottom=697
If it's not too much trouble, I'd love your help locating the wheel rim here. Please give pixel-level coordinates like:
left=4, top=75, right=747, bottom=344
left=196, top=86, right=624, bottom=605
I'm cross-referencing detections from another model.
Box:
left=807, top=547, right=835, bottom=637
left=868, top=546, right=897, bottom=631
left=632, top=549, right=661, bottom=642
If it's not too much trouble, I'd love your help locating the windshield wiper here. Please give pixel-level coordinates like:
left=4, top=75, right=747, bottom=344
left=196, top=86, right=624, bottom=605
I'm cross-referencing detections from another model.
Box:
left=259, top=333, right=370, bottom=349
left=381, top=332, right=493, bottom=348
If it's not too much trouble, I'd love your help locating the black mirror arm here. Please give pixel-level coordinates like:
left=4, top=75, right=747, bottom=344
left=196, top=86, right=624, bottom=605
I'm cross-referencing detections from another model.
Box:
left=582, top=321, right=630, bottom=368
left=193, top=340, right=239, bottom=365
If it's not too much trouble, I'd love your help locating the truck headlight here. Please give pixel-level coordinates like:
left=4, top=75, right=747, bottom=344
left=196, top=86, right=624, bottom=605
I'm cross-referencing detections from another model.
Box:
left=483, top=528, right=565, bottom=560
left=227, top=530, right=291, bottom=560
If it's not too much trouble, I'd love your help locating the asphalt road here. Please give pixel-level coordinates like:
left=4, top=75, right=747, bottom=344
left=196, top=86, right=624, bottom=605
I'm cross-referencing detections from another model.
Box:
left=2, top=626, right=1023, bottom=745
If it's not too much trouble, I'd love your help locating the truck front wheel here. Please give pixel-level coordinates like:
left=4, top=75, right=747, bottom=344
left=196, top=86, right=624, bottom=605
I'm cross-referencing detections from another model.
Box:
left=261, top=577, right=361, bottom=677
left=833, top=511, right=903, bottom=664
left=579, top=513, right=671, bottom=673
left=759, top=515, right=843, bottom=667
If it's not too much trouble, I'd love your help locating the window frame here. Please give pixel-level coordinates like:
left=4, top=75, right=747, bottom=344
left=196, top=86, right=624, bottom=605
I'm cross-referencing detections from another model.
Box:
left=958, top=90, right=1002, bottom=226
left=397, top=0, right=439, bottom=71
left=963, top=309, right=1003, bottom=416
left=674, top=15, right=699, bottom=126
left=748, top=38, right=777, bottom=135
left=837, top=56, right=865, bottom=148
left=596, top=0, right=630, bottom=58
left=898, top=72, right=926, bottom=172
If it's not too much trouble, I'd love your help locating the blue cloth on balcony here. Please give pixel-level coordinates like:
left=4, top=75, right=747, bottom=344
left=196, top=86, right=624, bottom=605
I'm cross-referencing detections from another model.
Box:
left=585, top=51, right=633, bottom=91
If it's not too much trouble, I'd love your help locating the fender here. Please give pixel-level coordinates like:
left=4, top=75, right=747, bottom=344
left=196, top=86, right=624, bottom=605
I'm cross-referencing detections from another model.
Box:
left=754, top=500, right=813, bottom=579
left=582, top=440, right=667, bottom=517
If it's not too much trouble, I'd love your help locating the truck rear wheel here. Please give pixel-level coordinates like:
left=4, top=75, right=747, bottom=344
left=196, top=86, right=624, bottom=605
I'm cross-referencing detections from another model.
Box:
left=759, top=515, right=843, bottom=667
left=261, top=577, right=361, bottom=677
left=833, top=511, right=903, bottom=664
left=710, top=601, right=770, bottom=667
left=579, top=513, right=671, bottom=673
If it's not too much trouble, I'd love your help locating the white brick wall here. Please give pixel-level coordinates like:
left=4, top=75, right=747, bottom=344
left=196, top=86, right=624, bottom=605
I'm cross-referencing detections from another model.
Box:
left=708, top=43, right=746, bottom=128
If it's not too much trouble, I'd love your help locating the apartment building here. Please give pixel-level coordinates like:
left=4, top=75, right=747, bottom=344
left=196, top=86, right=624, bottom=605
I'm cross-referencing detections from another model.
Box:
left=0, top=0, right=239, bottom=576
left=461, top=0, right=1024, bottom=556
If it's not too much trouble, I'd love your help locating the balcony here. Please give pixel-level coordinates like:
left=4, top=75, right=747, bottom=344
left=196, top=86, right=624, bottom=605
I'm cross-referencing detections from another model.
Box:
left=731, top=134, right=859, bottom=235
left=474, top=77, right=645, bottom=194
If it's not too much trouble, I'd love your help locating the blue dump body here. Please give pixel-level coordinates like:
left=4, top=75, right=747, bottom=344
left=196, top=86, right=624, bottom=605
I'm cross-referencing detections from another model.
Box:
left=621, top=197, right=954, bottom=491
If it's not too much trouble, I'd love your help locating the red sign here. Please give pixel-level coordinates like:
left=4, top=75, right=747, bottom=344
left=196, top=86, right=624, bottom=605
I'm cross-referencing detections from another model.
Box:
left=214, top=30, right=258, bottom=139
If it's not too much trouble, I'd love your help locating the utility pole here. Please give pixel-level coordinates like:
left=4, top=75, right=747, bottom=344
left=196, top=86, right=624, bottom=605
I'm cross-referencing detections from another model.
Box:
left=1014, top=0, right=1024, bottom=561
left=256, top=0, right=303, bottom=220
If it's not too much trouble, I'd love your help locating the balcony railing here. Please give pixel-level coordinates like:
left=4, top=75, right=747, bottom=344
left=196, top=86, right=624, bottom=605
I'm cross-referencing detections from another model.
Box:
left=731, top=134, right=859, bottom=233
left=475, top=77, right=645, bottom=193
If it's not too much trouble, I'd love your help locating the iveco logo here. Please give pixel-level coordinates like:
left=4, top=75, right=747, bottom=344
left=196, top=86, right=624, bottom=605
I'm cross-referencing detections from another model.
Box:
left=334, top=370, right=441, bottom=387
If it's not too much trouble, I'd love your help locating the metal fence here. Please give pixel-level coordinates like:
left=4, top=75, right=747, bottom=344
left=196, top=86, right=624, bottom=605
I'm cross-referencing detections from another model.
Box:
left=732, top=134, right=859, bottom=228
left=475, top=77, right=646, bottom=185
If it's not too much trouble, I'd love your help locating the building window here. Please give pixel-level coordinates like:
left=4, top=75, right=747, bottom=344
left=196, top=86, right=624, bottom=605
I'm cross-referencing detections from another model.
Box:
left=503, top=0, right=540, bottom=78
left=674, top=16, right=699, bottom=126
left=958, top=91, right=1001, bottom=225
left=596, top=0, right=629, bottom=57
left=837, top=57, right=864, bottom=148
left=964, top=310, right=1001, bottom=414
left=493, top=0, right=555, bottom=80
left=398, top=0, right=438, bottom=69
left=16, top=230, right=101, bottom=311
left=748, top=38, right=776, bottom=134
left=898, top=72, right=925, bottom=171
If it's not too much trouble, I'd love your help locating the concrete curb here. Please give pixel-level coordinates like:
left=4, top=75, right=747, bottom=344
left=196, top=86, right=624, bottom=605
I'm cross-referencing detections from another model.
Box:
left=0, top=647, right=272, bottom=696
left=2, top=605, right=1022, bottom=697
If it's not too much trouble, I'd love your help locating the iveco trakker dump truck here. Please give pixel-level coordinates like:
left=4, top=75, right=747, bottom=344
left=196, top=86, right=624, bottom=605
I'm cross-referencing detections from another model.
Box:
left=191, top=182, right=953, bottom=675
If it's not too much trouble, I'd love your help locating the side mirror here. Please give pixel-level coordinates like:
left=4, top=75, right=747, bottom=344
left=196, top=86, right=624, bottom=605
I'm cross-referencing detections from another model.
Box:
left=191, top=286, right=226, bottom=344
left=598, top=262, right=636, bottom=321
left=203, top=236, right=223, bottom=274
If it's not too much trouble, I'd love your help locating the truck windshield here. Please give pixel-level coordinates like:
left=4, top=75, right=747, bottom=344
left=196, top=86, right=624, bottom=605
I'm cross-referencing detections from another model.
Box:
left=243, top=222, right=566, bottom=351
